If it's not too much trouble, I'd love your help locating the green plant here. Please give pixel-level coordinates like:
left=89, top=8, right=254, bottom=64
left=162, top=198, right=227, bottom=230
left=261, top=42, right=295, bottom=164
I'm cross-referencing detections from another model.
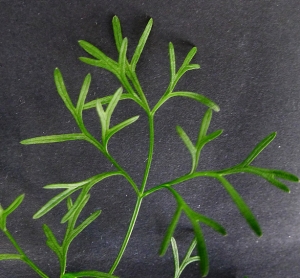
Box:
left=0, top=15, right=298, bottom=277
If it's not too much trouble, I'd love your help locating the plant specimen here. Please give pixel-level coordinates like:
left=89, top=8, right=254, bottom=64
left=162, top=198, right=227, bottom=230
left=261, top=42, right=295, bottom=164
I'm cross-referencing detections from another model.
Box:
left=0, top=15, right=298, bottom=278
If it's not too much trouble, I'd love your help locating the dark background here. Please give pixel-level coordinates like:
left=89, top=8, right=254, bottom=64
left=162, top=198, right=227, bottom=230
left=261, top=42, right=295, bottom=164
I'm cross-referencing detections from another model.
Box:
left=1, top=1, right=300, bottom=277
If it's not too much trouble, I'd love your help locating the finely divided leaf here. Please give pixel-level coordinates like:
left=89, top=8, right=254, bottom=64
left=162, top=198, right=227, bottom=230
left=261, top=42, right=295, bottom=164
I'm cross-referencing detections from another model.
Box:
left=21, top=134, right=86, bottom=145
left=171, top=92, right=220, bottom=112
left=218, top=176, right=262, bottom=236
left=112, top=15, right=123, bottom=52
left=240, top=132, right=276, bottom=167
left=131, top=18, right=153, bottom=70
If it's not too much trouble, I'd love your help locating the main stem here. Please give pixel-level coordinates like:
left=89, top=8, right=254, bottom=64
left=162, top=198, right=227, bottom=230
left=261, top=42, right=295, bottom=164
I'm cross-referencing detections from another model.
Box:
left=109, top=113, right=155, bottom=274
left=108, top=196, right=142, bottom=274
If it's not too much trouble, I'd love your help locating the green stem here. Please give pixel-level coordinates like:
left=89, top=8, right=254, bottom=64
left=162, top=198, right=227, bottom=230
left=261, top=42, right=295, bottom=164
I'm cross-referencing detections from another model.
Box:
left=142, top=163, right=251, bottom=197
left=140, top=113, right=155, bottom=193
left=4, top=229, right=48, bottom=278
left=109, top=196, right=142, bottom=274
left=109, top=113, right=155, bottom=273
left=143, top=172, right=221, bottom=197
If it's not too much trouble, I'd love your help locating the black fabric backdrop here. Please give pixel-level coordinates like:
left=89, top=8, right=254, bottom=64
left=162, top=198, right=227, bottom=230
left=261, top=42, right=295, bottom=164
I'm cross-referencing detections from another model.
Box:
left=1, top=1, right=300, bottom=277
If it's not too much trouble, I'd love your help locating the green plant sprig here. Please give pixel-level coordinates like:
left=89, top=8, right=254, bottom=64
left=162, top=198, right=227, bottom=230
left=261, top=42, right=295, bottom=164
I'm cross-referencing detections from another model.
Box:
left=15, top=15, right=299, bottom=278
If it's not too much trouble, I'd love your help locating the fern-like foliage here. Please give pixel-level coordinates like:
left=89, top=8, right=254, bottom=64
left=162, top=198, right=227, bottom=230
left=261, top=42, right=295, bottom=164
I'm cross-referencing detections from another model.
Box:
left=4, top=15, right=296, bottom=278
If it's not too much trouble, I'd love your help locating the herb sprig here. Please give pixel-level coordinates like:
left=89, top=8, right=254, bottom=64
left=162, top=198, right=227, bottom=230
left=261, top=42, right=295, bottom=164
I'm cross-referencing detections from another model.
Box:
left=0, top=15, right=298, bottom=278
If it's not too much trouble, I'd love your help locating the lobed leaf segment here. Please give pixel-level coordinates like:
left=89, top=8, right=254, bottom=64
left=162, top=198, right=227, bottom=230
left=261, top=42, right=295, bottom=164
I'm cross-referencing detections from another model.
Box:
left=1, top=15, right=298, bottom=278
